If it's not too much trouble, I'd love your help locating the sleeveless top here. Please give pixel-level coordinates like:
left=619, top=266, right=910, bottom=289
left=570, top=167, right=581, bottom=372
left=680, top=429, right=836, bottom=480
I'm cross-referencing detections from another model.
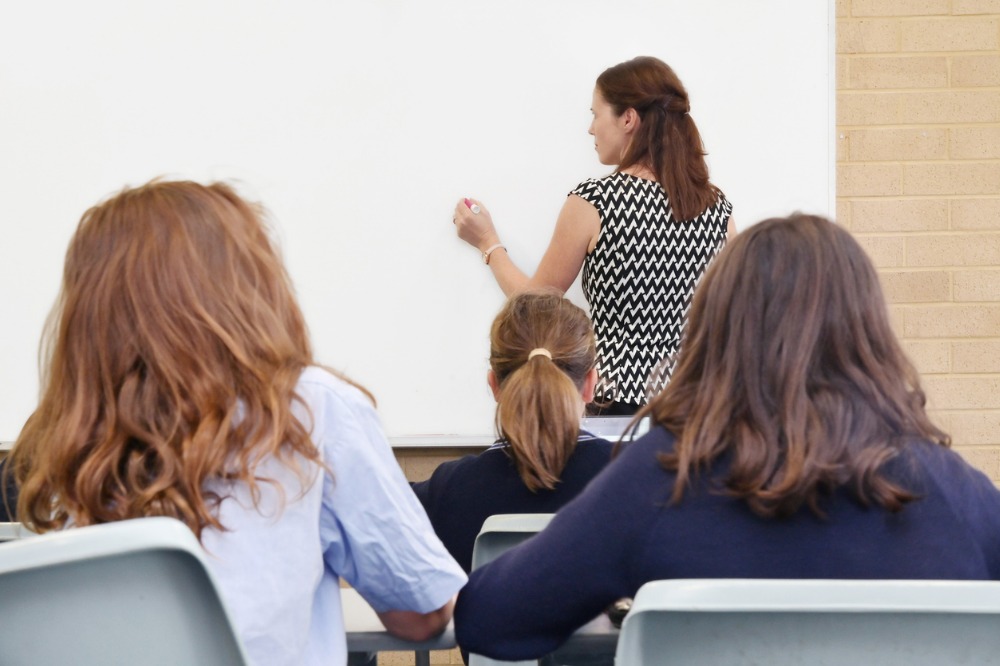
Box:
left=570, top=172, right=732, bottom=404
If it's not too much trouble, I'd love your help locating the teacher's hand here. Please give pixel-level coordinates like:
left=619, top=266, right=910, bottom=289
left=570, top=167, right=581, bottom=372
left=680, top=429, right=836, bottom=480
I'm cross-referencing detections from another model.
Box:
left=453, top=198, right=500, bottom=252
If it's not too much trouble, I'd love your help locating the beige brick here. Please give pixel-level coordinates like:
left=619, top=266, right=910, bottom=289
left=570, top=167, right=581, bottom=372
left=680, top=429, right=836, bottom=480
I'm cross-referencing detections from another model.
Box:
left=922, top=376, right=1000, bottom=409
left=952, top=0, right=1000, bottom=14
left=950, top=127, right=1000, bottom=160
left=395, top=448, right=465, bottom=481
left=838, top=19, right=901, bottom=53
left=952, top=199, right=1000, bottom=231
left=901, top=18, right=999, bottom=51
left=836, top=200, right=851, bottom=228
left=955, top=447, right=1000, bottom=478
left=847, top=56, right=948, bottom=89
left=838, top=164, right=903, bottom=196
left=836, top=55, right=849, bottom=89
left=903, top=163, right=1000, bottom=196
left=879, top=270, right=951, bottom=302
left=954, top=341, right=1000, bottom=373
left=837, top=92, right=901, bottom=126
left=950, top=412, right=1000, bottom=446
left=954, top=269, right=1000, bottom=302
left=836, top=132, right=849, bottom=162
left=888, top=304, right=906, bottom=334
left=952, top=55, right=1000, bottom=87
left=856, top=235, right=907, bottom=267
left=902, top=339, right=952, bottom=373
left=849, top=128, right=947, bottom=161
left=902, top=304, right=1000, bottom=337
left=852, top=0, right=950, bottom=16
left=378, top=651, right=413, bottom=666
left=836, top=0, right=849, bottom=17
left=907, top=233, right=1000, bottom=266
left=852, top=199, right=949, bottom=232
left=928, top=410, right=953, bottom=434
left=898, top=91, right=1000, bottom=124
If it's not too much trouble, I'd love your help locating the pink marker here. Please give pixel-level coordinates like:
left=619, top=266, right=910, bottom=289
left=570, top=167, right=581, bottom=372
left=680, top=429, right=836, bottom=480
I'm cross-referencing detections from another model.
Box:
left=464, top=198, right=481, bottom=215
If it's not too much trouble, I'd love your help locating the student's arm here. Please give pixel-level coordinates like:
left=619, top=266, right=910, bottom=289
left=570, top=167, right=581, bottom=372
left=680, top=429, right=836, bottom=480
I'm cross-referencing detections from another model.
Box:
left=312, top=373, right=467, bottom=635
left=454, top=433, right=666, bottom=660
left=727, top=215, right=737, bottom=239
left=453, top=195, right=600, bottom=296
left=377, top=597, right=455, bottom=642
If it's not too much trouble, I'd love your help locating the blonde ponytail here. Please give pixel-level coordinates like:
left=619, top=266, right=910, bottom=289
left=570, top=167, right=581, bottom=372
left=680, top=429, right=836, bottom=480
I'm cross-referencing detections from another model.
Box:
left=489, top=292, right=597, bottom=491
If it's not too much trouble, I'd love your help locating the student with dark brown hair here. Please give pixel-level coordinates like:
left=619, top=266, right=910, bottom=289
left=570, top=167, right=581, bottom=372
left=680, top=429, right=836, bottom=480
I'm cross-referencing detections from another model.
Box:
left=453, top=56, right=735, bottom=415
left=453, top=214, right=1000, bottom=661
left=412, top=290, right=614, bottom=573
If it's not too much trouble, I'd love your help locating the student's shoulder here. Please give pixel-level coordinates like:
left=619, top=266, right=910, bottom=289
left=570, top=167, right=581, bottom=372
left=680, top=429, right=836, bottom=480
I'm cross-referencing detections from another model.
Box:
left=568, top=173, right=622, bottom=200
left=296, top=366, right=374, bottom=414
left=604, top=425, right=678, bottom=478
left=411, top=448, right=506, bottom=505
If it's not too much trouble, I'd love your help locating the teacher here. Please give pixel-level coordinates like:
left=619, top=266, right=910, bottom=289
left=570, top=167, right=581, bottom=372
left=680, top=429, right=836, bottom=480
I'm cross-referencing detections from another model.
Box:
left=454, top=56, right=735, bottom=415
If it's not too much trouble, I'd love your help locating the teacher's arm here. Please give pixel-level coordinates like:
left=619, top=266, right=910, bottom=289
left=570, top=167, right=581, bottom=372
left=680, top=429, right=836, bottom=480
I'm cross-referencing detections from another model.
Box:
left=453, top=195, right=599, bottom=297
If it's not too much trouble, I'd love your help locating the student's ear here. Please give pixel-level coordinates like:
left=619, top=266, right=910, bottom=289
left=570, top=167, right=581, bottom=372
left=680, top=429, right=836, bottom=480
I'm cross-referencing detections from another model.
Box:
left=581, top=367, right=598, bottom=403
left=487, top=370, right=501, bottom=402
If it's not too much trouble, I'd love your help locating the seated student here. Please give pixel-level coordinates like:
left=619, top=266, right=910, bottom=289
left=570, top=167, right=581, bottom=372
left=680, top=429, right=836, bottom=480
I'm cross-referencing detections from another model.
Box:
left=0, top=458, right=15, bottom=522
left=412, top=291, right=615, bottom=574
left=453, top=214, right=1000, bottom=661
left=8, top=180, right=466, bottom=666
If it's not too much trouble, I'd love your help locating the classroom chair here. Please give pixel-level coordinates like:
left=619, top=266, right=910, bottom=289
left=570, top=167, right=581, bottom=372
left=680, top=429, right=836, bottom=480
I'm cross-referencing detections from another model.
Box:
left=470, top=513, right=554, bottom=570
left=0, top=516, right=249, bottom=665
left=468, top=514, right=555, bottom=666
left=0, top=521, right=35, bottom=542
left=615, top=578, right=1000, bottom=665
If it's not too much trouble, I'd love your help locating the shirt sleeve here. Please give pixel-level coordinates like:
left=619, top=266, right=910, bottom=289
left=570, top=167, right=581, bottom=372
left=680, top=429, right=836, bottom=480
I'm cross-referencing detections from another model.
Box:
left=454, top=434, right=666, bottom=660
left=310, top=375, right=467, bottom=614
left=568, top=178, right=604, bottom=214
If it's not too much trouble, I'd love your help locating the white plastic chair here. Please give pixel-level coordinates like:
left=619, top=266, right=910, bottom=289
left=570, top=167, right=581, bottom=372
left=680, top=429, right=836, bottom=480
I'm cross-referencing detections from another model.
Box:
left=615, top=578, right=1000, bottom=665
left=470, top=513, right=554, bottom=570
left=0, top=521, right=35, bottom=542
left=468, top=514, right=555, bottom=666
left=0, top=516, right=249, bottom=665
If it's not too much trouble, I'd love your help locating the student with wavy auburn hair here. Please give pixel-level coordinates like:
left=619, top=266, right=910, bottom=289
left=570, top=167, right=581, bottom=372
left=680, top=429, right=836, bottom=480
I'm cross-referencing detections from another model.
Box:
left=8, top=180, right=465, bottom=665
left=412, top=290, right=614, bottom=573
left=453, top=214, right=1000, bottom=661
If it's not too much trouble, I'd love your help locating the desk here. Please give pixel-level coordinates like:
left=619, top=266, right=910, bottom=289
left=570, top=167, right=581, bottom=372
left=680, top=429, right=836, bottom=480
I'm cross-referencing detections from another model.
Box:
left=341, top=588, right=456, bottom=666
left=342, top=587, right=619, bottom=666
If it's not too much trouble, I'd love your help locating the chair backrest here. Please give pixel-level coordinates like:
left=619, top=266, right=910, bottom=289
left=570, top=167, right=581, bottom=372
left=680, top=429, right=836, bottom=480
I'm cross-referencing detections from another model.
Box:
left=0, top=522, right=35, bottom=542
left=0, top=517, right=248, bottom=666
left=470, top=513, right=554, bottom=571
left=468, top=514, right=554, bottom=666
left=615, top=578, right=1000, bottom=666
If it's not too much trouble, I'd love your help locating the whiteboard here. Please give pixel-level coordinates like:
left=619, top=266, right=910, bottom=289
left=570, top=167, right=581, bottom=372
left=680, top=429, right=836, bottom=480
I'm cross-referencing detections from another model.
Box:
left=0, top=0, right=834, bottom=445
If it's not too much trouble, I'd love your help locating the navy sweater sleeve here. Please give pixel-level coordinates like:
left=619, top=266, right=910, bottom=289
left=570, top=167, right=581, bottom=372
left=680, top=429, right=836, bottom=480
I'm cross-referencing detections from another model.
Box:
left=912, top=443, right=1000, bottom=578
left=454, top=432, right=671, bottom=660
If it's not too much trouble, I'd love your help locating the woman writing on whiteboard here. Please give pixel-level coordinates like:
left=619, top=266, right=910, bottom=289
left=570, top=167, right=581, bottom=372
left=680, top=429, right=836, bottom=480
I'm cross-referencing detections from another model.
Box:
left=454, top=56, right=734, bottom=415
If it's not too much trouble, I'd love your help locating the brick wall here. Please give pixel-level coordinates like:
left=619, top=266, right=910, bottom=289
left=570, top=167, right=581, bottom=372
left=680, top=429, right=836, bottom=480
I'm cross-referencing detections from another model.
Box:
left=836, top=0, right=1000, bottom=481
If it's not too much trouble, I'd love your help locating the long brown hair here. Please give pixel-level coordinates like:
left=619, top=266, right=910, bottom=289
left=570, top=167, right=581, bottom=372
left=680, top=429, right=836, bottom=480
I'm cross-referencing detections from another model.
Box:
left=643, top=214, right=949, bottom=518
left=10, top=180, right=344, bottom=538
left=490, top=291, right=596, bottom=491
left=597, top=56, right=720, bottom=222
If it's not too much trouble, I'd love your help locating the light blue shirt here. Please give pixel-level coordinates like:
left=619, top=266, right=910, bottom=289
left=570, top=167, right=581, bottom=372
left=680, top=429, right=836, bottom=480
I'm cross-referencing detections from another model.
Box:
left=201, top=367, right=467, bottom=666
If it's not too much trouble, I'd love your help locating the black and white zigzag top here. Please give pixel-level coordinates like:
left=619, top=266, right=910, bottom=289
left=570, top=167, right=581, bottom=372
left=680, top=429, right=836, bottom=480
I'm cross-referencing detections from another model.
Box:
left=571, top=172, right=732, bottom=405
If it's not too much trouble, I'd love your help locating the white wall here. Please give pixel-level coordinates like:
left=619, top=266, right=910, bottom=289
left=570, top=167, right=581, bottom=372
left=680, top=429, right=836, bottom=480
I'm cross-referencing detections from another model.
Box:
left=0, top=0, right=833, bottom=444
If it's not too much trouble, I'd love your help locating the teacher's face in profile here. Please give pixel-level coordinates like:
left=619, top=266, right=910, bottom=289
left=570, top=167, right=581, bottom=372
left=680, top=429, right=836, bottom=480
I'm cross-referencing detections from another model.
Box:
left=589, top=88, right=629, bottom=166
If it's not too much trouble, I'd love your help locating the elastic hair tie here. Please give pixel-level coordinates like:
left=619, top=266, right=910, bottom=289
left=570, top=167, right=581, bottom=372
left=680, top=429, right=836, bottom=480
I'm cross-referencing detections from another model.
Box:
left=528, top=348, right=552, bottom=361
